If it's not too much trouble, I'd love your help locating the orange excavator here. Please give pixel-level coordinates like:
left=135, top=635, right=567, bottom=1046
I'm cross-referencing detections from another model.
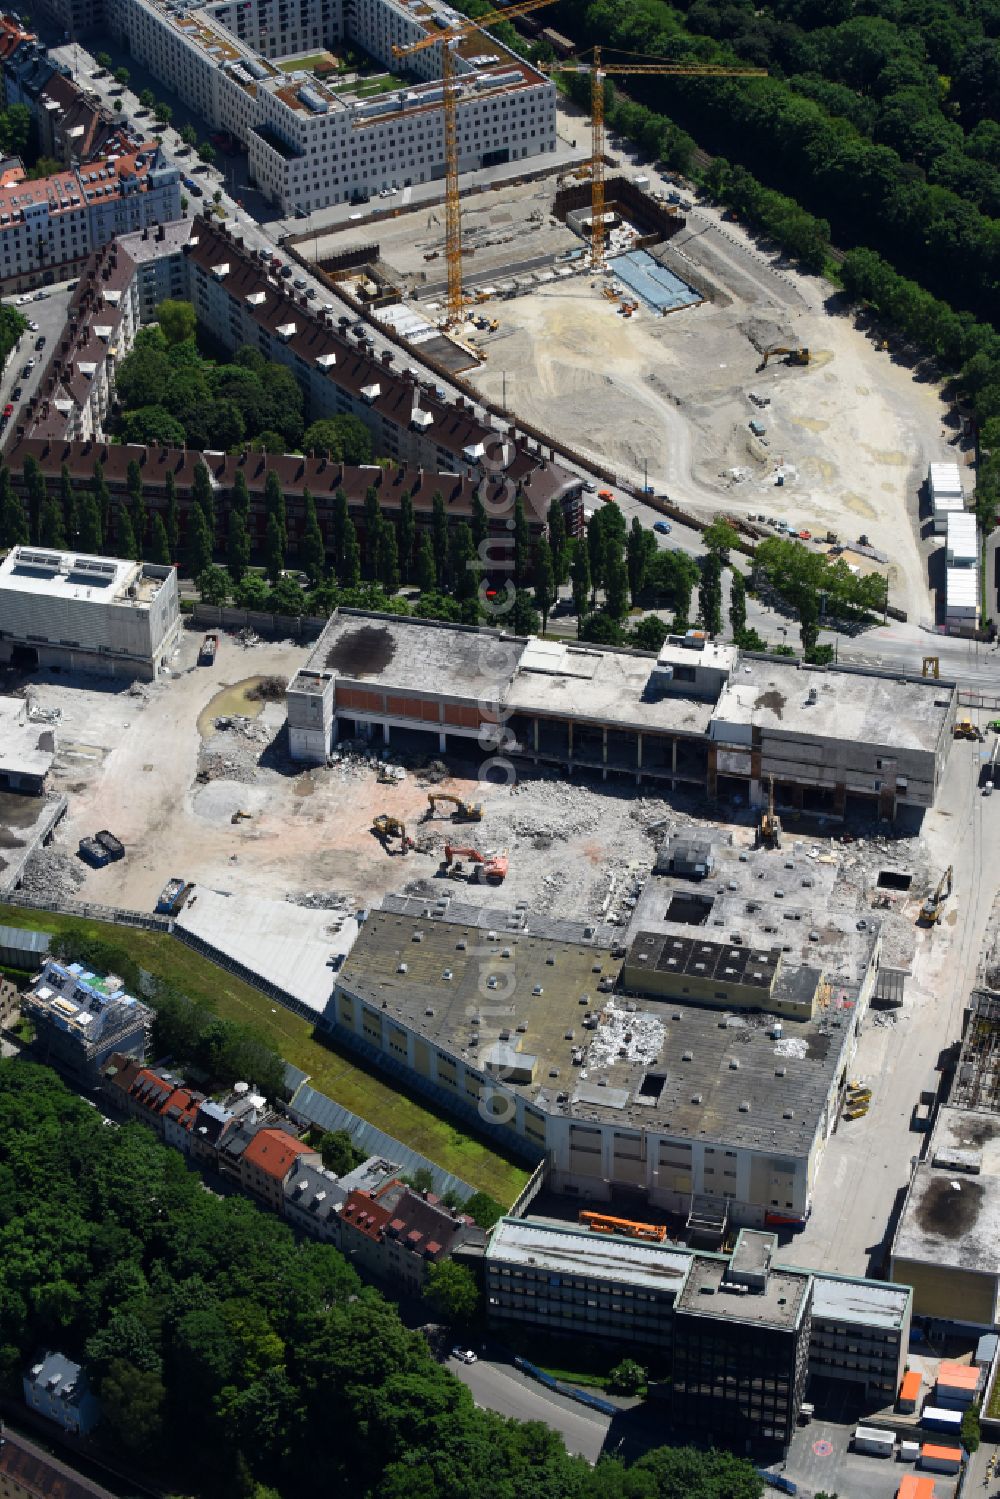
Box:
left=443, top=844, right=508, bottom=883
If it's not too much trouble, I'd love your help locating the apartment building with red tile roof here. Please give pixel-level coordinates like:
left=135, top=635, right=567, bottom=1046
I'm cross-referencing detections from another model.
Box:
left=240, top=1127, right=319, bottom=1210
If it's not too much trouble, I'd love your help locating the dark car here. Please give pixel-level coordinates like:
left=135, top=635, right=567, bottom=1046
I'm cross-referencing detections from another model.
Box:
left=12, top=386, right=22, bottom=400
left=280, top=265, right=293, bottom=278
left=34, top=335, right=45, bottom=350
left=21, top=362, right=33, bottom=378
left=188, top=183, right=203, bottom=197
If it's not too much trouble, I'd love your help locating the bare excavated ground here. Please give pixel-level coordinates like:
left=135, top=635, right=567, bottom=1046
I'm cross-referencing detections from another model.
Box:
left=348, top=175, right=959, bottom=626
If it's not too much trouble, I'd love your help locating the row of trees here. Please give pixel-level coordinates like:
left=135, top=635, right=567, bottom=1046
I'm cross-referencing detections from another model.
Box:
left=0, top=1059, right=764, bottom=1499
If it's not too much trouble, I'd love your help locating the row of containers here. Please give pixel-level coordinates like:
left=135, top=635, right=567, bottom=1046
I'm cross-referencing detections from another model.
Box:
left=854, top=1425, right=963, bottom=1474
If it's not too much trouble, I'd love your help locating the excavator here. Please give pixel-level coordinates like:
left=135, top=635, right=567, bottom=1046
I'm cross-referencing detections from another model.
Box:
left=425, top=792, right=483, bottom=823
left=756, top=776, right=782, bottom=850
left=757, top=345, right=810, bottom=371
left=442, top=844, right=508, bottom=883
left=372, top=813, right=414, bottom=854
left=954, top=717, right=985, bottom=742
left=919, top=866, right=953, bottom=927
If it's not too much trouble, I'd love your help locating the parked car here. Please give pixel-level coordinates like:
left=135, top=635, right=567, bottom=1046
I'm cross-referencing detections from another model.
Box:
left=27, top=319, right=38, bottom=332
left=653, top=520, right=672, bottom=535
left=12, top=386, right=22, bottom=400
left=451, top=1348, right=477, bottom=1365
left=34, top=335, right=45, bottom=350
left=1, top=403, right=11, bottom=419
left=33, top=290, right=45, bottom=301
left=280, top=265, right=293, bottom=278
left=188, top=183, right=204, bottom=197
left=21, top=361, right=33, bottom=377
left=293, top=276, right=307, bottom=289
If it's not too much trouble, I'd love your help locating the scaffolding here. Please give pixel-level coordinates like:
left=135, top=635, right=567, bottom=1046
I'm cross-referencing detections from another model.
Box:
left=952, top=989, right=1000, bottom=1111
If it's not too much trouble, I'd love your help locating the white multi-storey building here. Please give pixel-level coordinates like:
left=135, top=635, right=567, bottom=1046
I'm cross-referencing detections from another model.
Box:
left=0, top=144, right=180, bottom=292
left=108, top=0, right=557, bottom=212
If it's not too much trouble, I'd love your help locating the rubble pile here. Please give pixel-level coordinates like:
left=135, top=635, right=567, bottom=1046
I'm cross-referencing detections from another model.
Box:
left=18, top=843, right=86, bottom=902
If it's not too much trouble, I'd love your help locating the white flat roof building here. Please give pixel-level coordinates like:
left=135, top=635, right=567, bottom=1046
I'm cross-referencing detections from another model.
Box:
left=0, top=547, right=180, bottom=679
left=945, top=565, right=979, bottom=623
left=929, top=461, right=963, bottom=498
left=108, top=0, right=557, bottom=213
left=946, top=511, right=978, bottom=567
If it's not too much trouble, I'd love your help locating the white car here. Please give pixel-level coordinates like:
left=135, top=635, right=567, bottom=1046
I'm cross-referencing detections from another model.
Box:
left=451, top=1347, right=477, bottom=1365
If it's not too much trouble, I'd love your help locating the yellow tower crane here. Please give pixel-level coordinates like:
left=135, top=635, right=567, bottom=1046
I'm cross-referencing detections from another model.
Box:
left=392, top=0, right=559, bottom=323
left=540, top=50, right=766, bottom=270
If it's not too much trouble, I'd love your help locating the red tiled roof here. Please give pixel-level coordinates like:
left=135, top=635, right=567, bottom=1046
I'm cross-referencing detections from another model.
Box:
left=341, top=1189, right=392, bottom=1242
left=242, top=1127, right=313, bottom=1182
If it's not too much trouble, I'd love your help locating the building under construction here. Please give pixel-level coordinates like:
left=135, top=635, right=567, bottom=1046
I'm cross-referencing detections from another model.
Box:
left=287, top=610, right=957, bottom=821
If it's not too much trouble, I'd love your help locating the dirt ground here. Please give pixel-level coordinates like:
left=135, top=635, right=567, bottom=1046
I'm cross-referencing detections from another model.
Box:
left=464, top=240, right=951, bottom=625
left=349, top=174, right=959, bottom=625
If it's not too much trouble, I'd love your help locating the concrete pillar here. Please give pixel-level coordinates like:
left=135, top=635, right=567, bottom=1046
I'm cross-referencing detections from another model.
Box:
left=602, top=725, right=608, bottom=781
left=533, top=718, right=539, bottom=754
left=567, top=719, right=573, bottom=768
left=672, top=738, right=678, bottom=773
left=637, top=732, right=643, bottom=787
left=706, top=742, right=718, bottom=801
left=382, top=723, right=391, bottom=746
left=330, top=715, right=340, bottom=748
left=438, top=730, right=447, bottom=753
left=833, top=783, right=847, bottom=819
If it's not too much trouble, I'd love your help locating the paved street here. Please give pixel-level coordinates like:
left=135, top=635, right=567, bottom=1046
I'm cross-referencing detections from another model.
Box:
left=448, top=1352, right=611, bottom=1463
left=0, top=282, right=76, bottom=429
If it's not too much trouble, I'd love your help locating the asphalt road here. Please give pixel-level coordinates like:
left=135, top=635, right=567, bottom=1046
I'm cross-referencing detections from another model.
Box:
left=0, top=281, right=76, bottom=429
left=447, top=1352, right=611, bottom=1463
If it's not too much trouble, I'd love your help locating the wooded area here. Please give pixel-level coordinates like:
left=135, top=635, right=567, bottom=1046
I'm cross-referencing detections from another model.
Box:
left=0, top=1059, right=763, bottom=1499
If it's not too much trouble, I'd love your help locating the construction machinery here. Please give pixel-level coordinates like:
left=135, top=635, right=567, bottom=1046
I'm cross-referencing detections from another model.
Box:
left=443, top=844, right=508, bottom=883
left=372, top=813, right=415, bottom=854
left=579, top=1210, right=668, bottom=1243
left=230, top=809, right=252, bottom=824
left=757, top=775, right=782, bottom=849
left=541, top=50, right=766, bottom=272
left=954, top=717, right=985, bottom=741
left=392, top=0, right=559, bottom=322
left=922, top=656, right=940, bottom=679
left=757, top=346, right=810, bottom=371
left=920, top=866, right=953, bottom=926
left=426, top=792, right=483, bottom=822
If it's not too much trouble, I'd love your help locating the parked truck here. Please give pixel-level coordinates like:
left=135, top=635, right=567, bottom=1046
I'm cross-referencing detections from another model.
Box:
left=199, top=633, right=219, bottom=666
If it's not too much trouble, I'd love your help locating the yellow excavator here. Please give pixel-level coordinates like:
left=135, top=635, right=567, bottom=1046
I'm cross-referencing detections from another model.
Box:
left=372, top=814, right=414, bottom=854
left=920, top=866, right=953, bottom=927
left=757, top=776, right=782, bottom=850
left=425, top=792, right=483, bottom=823
left=757, top=346, right=810, bottom=371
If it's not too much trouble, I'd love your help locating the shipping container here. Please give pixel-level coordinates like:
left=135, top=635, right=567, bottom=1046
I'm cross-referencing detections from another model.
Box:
left=899, top=1442, right=921, bottom=1463
left=921, top=1406, right=963, bottom=1434
left=919, top=1444, right=962, bottom=1475
left=854, top=1426, right=895, bottom=1456
left=899, top=1369, right=923, bottom=1413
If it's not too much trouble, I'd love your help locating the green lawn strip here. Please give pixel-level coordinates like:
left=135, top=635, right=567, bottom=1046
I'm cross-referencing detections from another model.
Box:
left=0, top=905, right=529, bottom=1203
left=277, top=53, right=330, bottom=72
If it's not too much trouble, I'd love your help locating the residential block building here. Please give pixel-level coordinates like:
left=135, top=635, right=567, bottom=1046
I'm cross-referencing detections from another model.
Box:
left=107, top=0, right=556, bottom=213
left=0, top=144, right=179, bottom=293
left=240, top=1125, right=320, bottom=1209
left=22, top=1354, right=100, bottom=1437
left=25, top=960, right=153, bottom=1087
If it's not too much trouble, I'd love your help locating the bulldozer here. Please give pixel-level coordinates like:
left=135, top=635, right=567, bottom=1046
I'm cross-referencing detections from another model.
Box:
left=919, top=866, right=953, bottom=927
left=756, top=345, right=810, bottom=372
left=442, top=843, right=508, bottom=883
left=425, top=792, right=483, bottom=823
left=756, top=776, right=782, bottom=850
left=954, top=717, right=985, bottom=741
left=372, top=813, right=414, bottom=854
